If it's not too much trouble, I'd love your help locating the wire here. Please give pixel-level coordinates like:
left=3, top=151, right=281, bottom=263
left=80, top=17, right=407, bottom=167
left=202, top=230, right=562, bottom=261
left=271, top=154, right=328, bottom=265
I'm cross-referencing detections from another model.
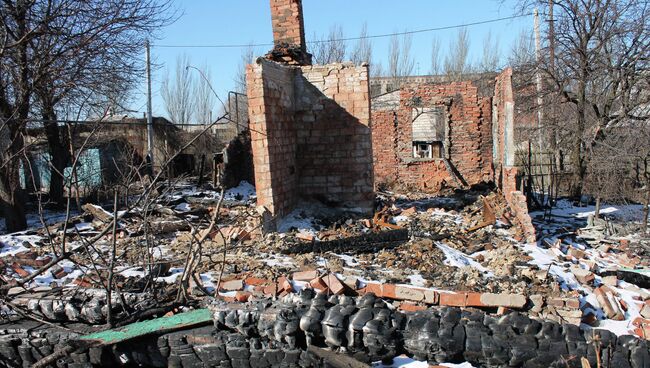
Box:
left=153, top=13, right=532, bottom=49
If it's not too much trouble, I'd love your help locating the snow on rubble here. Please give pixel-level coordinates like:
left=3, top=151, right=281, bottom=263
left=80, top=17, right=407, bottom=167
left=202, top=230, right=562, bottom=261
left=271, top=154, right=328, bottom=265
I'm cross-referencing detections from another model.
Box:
left=1, top=180, right=649, bottom=366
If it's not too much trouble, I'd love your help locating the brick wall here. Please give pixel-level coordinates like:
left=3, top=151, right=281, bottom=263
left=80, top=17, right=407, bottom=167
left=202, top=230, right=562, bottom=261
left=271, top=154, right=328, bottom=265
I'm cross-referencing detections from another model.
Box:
left=246, top=59, right=373, bottom=226
left=493, top=68, right=515, bottom=180
left=266, top=0, right=311, bottom=65
left=370, top=82, right=493, bottom=192
left=295, top=64, right=374, bottom=210
left=494, top=69, right=536, bottom=243
left=246, top=60, right=297, bottom=220
left=371, top=110, right=399, bottom=183
left=270, top=0, right=306, bottom=50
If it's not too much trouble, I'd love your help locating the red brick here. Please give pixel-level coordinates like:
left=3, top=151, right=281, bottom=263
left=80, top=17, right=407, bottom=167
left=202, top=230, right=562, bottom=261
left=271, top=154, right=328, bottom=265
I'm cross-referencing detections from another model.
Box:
left=381, top=284, right=397, bottom=299
left=465, top=293, right=483, bottom=307
left=278, top=276, right=293, bottom=293
left=235, top=291, right=251, bottom=302
left=11, top=263, right=29, bottom=278
left=371, top=82, right=494, bottom=192
left=399, top=302, right=427, bottom=312
left=51, top=266, right=67, bottom=279
left=632, top=317, right=650, bottom=340
left=293, top=270, right=319, bottom=281
left=73, top=277, right=93, bottom=288
left=322, top=274, right=345, bottom=295
left=595, top=286, right=625, bottom=321
left=245, top=277, right=268, bottom=286
left=439, top=292, right=467, bottom=307
left=15, top=250, right=36, bottom=260
left=309, top=277, right=328, bottom=292
left=361, top=282, right=382, bottom=296
left=263, top=283, right=279, bottom=296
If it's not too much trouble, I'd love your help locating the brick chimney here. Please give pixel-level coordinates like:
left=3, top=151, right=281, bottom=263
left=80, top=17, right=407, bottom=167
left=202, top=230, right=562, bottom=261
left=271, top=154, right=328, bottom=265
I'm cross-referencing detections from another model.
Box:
left=266, top=0, right=312, bottom=65
left=270, top=0, right=306, bottom=51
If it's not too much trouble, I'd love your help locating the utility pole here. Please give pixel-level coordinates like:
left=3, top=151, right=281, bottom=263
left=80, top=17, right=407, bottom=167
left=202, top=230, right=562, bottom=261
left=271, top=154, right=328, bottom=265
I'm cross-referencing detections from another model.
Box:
left=534, top=8, right=544, bottom=151
left=548, top=1, right=555, bottom=72
left=145, top=39, right=154, bottom=174
left=548, top=0, right=560, bottom=170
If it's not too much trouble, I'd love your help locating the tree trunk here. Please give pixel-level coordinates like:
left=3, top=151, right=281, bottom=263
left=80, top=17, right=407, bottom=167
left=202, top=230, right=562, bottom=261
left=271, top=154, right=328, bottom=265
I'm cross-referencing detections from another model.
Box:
left=43, top=105, right=69, bottom=206
left=0, top=125, right=28, bottom=232
left=594, top=196, right=601, bottom=220
left=570, top=74, right=588, bottom=200
left=0, top=168, right=27, bottom=232
left=0, top=3, right=30, bottom=232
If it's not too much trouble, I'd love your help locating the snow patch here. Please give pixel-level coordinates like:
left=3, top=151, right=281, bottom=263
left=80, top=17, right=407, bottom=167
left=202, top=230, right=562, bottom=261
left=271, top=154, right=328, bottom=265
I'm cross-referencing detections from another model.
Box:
left=224, top=181, right=256, bottom=202
left=278, top=210, right=319, bottom=234
left=373, top=356, right=475, bottom=368
left=436, top=242, right=493, bottom=276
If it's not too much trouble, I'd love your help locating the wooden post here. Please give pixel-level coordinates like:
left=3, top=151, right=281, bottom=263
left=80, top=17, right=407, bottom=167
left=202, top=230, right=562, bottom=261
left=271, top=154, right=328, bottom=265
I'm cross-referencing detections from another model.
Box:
left=197, top=153, right=206, bottom=186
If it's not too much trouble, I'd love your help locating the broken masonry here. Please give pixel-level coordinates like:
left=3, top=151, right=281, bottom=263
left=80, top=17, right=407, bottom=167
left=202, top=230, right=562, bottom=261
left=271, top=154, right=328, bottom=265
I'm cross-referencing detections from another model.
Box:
left=248, top=0, right=534, bottom=241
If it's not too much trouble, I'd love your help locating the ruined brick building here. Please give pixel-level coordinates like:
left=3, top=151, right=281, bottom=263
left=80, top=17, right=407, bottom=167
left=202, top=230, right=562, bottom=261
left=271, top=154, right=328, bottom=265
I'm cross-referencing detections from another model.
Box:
left=246, top=0, right=534, bottom=241
left=371, top=81, right=494, bottom=192
left=370, top=69, right=535, bottom=241
left=246, top=0, right=374, bottom=228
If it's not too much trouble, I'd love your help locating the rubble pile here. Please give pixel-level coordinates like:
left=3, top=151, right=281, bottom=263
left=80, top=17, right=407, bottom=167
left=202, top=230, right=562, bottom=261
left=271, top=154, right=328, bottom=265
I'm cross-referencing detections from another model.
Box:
left=1, top=180, right=650, bottom=366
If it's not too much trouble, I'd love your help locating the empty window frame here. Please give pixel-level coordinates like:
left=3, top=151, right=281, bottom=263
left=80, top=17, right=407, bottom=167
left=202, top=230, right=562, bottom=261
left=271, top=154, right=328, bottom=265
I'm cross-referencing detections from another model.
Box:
left=412, top=107, right=445, bottom=159
left=412, top=141, right=442, bottom=159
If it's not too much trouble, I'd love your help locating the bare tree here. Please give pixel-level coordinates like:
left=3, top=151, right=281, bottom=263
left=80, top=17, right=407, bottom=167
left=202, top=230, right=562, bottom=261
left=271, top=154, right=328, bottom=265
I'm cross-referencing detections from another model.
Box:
left=350, top=23, right=372, bottom=65
left=509, top=30, right=536, bottom=69
left=194, top=63, right=214, bottom=124
left=0, top=0, right=173, bottom=231
left=162, top=54, right=195, bottom=126
left=35, top=1, right=172, bottom=206
left=480, top=31, right=500, bottom=72
left=444, top=28, right=471, bottom=80
left=517, top=0, right=650, bottom=199
left=430, top=37, right=441, bottom=75
left=310, top=24, right=346, bottom=65
left=388, top=33, right=415, bottom=87
left=371, top=61, right=385, bottom=78
left=585, top=120, right=650, bottom=232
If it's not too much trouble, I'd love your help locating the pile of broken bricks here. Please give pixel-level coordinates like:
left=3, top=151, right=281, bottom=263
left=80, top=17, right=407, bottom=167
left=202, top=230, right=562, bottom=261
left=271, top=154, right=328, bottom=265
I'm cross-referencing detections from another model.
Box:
left=5, top=250, right=64, bottom=279
left=529, top=226, right=650, bottom=338
left=216, top=269, right=532, bottom=313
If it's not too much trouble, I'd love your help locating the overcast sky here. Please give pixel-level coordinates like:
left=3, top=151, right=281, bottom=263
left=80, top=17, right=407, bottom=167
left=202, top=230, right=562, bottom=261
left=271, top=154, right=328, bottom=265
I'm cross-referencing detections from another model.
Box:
left=132, top=0, right=534, bottom=122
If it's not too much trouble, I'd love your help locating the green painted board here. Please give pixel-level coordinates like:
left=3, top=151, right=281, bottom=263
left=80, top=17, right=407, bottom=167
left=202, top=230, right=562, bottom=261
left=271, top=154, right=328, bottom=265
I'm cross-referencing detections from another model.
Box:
left=78, top=309, right=212, bottom=345
left=620, top=267, right=650, bottom=275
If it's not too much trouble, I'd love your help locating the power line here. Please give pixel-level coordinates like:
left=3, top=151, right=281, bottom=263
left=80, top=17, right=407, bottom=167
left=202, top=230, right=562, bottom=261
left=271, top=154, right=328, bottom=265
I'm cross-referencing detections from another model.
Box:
left=153, top=13, right=532, bottom=49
